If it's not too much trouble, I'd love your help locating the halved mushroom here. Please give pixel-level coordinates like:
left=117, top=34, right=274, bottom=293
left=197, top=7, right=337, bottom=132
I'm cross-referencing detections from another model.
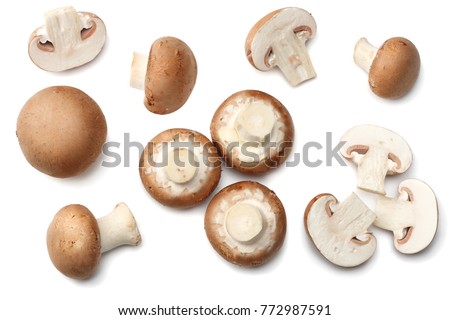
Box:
left=205, top=181, right=286, bottom=267
left=210, top=90, right=294, bottom=174
left=47, top=203, right=141, bottom=279
left=28, top=6, right=106, bottom=72
left=139, top=128, right=221, bottom=208
left=16, top=86, right=107, bottom=178
left=130, top=36, right=197, bottom=114
left=304, top=193, right=377, bottom=267
left=374, top=179, right=438, bottom=254
left=340, top=124, right=412, bottom=195
left=245, top=7, right=317, bottom=86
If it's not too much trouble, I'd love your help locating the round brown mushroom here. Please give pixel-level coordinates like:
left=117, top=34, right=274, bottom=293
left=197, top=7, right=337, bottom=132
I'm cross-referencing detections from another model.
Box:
left=204, top=181, right=286, bottom=267
left=139, top=128, right=221, bottom=208
left=354, top=37, right=420, bottom=99
left=210, top=90, right=294, bottom=174
left=16, top=86, right=107, bottom=178
left=130, top=36, right=197, bottom=114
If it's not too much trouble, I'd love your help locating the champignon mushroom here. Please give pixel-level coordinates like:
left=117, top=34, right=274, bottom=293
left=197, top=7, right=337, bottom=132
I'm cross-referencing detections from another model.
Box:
left=304, top=193, right=377, bottom=267
left=16, top=86, right=107, bottom=178
left=28, top=6, right=106, bottom=72
left=210, top=90, right=294, bottom=174
left=340, top=124, right=412, bottom=195
left=354, top=37, right=420, bottom=99
left=205, top=181, right=286, bottom=267
left=374, top=179, right=438, bottom=254
left=245, top=7, right=317, bottom=86
left=139, top=128, right=221, bottom=208
left=130, top=36, right=197, bottom=114
left=47, top=203, right=141, bottom=280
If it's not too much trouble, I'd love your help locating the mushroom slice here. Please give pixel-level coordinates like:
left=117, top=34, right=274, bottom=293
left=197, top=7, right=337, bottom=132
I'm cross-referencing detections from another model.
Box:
left=210, top=90, right=294, bottom=174
left=205, top=181, right=286, bottom=267
left=340, top=124, right=412, bottom=195
left=130, top=36, right=197, bottom=114
left=139, top=128, right=221, bottom=208
left=354, top=37, right=420, bottom=99
left=304, top=193, right=377, bottom=267
left=47, top=203, right=141, bottom=280
left=28, top=6, right=106, bottom=72
left=374, top=179, right=438, bottom=254
left=245, top=7, right=317, bottom=86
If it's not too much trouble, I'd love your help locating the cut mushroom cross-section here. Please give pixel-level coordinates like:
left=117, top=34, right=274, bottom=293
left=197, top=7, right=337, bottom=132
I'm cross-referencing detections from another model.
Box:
left=28, top=6, right=106, bottom=72
left=374, top=179, right=438, bottom=254
left=304, top=193, right=377, bottom=267
left=340, top=124, right=412, bottom=195
left=205, top=181, right=286, bottom=267
left=245, top=7, right=317, bottom=86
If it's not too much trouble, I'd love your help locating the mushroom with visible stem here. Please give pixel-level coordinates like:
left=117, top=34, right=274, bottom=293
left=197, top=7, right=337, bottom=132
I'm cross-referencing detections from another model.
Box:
left=354, top=37, right=420, bottom=99
left=47, top=203, right=141, bottom=280
left=340, top=124, right=412, bottom=195
left=245, top=7, right=317, bottom=86
left=374, top=179, right=438, bottom=254
left=304, top=192, right=377, bottom=267
left=28, top=6, right=106, bottom=72
left=130, top=36, right=197, bottom=114
left=204, top=181, right=286, bottom=267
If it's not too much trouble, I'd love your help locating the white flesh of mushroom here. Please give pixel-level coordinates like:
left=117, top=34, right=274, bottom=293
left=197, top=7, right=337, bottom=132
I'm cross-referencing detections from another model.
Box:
left=96, top=203, right=142, bottom=254
left=354, top=38, right=378, bottom=73
left=130, top=52, right=149, bottom=90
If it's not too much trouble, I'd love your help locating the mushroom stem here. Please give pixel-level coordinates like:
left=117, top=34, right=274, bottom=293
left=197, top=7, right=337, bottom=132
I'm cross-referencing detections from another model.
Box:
left=130, top=52, right=149, bottom=91
left=354, top=147, right=390, bottom=195
left=374, top=192, right=414, bottom=233
left=97, top=203, right=141, bottom=254
left=354, top=38, right=377, bottom=73
left=271, top=31, right=316, bottom=86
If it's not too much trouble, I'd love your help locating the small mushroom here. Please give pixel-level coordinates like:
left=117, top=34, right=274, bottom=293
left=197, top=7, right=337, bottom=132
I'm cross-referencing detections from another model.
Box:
left=16, top=86, right=107, bottom=178
left=245, top=7, right=317, bottom=86
left=130, top=36, right=197, bottom=114
left=205, top=181, right=286, bottom=267
left=210, top=90, right=294, bottom=174
left=340, top=124, right=412, bottom=195
left=28, top=6, right=106, bottom=72
left=304, top=193, right=377, bottom=267
left=374, top=179, right=438, bottom=254
left=47, top=203, right=141, bottom=279
left=139, top=128, right=221, bottom=208
left=354, top=37, right=420, bottom=99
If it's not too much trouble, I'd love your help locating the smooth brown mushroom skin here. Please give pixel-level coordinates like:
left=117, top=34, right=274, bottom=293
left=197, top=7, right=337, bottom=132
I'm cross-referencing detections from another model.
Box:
left=369, top=37, right=420, bottom=99
left=16, top=86, right=107, bottom=178
left=145, top=37, right=197, bottom=114
left=47, top=205, right=101, bottom=280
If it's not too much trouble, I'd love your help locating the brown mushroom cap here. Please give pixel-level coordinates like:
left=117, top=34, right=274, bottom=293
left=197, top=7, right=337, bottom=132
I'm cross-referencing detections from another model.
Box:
left=16, top=86, right=107, bottom=178
left=369, top=37, right=420, bottom=99
left=47, top=204, right=101, bottom=279
left=205, top=181, right=286, bottom=267
left=210, top=90, right=294, bottom=174
left=139, top=128, right=221, bottom=208
left=144, top=37, right=197, bottom=114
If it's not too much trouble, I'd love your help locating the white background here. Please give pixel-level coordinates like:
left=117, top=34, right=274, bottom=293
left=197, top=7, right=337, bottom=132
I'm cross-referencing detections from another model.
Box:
left=2, top=0, right=448, bottom=319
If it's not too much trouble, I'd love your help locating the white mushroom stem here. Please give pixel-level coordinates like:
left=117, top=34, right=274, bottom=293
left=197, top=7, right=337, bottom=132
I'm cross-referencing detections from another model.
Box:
left=130, top=52, right=149, bottom=91
left=354, top=38, right=378, bottom=73
left=165, top=148, right=199, bottom=184
left=235, top=101, right=275, bottom=143
left=226, top=203, right=264, bottom=243
left=97, top=203, right=142, bottom=253
left=270, top=31, right=316, bottom=86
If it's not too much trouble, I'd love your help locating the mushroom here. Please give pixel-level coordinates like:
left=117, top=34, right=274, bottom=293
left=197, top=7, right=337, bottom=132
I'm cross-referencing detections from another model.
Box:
left=304, top=193, right=377, bottom=267
left=204, top=181, right=286, bottom=267
left=210, top=90, right=294, bottom=174
left=340, top=124, right=412, bottom=195
left=139, top=128, right=221, bottom=208
left=47, top=202, right=141, bottom=279
left=28, top=6, right=106, bottom=72
left=354, top=37, right=420, bottom=99
left=130, top=36, right=197, bottom=114
left=16, top=86, right=107, bottom=178
left=245, top=7, right=317, bottom=86
left=374, top=179, right=438, bottom=254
